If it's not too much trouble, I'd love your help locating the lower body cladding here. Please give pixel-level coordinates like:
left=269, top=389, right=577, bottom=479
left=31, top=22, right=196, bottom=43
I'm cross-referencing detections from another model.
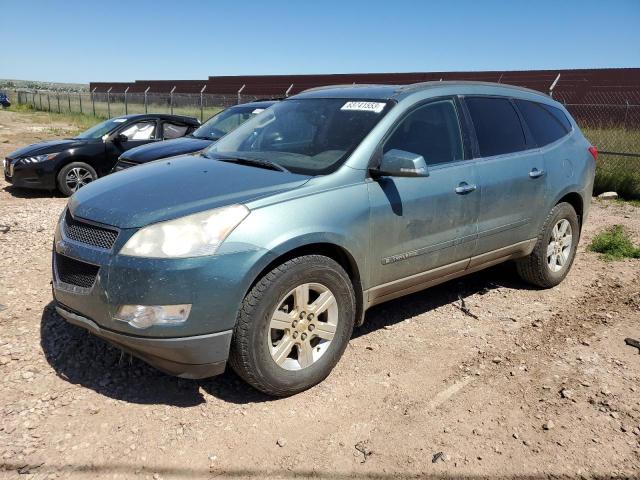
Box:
left=55, top=303, right=232, bottom=378
left=52, top=233, right=270, bottom=379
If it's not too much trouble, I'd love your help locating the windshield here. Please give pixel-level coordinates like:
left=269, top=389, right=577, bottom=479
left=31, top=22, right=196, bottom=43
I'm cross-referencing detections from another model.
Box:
left=193, top=105, right=268, bottom=140
left=75, top=117, right=128, bottom=139
left=205, top=98, right=392, bottom=175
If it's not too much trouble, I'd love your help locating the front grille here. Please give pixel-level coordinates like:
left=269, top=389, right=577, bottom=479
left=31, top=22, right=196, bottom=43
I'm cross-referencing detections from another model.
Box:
left=63, top=210, right=118, bottom=249
left=55, top=253, right=99, bottom=289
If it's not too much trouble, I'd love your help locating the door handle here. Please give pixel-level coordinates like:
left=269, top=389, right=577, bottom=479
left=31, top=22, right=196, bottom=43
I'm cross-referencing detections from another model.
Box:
left=455, top=182, right=477, bottom=194
left=529, top=168, right=545, bottom=179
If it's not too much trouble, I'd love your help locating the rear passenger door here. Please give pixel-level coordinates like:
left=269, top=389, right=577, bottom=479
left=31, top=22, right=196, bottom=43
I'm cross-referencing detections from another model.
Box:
left=463, top=96, right=546, bottom=260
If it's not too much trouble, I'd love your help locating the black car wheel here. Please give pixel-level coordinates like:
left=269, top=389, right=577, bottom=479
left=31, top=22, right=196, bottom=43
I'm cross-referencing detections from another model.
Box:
left=57, top=162, right=98, bottom=197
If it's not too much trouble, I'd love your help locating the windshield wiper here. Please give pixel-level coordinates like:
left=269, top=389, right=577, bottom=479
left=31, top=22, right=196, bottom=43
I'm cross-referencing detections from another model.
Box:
left=215, top=156, right=289, bottom=173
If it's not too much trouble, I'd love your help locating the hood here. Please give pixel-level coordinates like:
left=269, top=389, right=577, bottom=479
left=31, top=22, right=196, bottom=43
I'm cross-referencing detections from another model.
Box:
left=69, top=154, right=311, bottom=228
left=120, top=137, right=214, bottom=163
left=8, top=138, right=93, bottom=158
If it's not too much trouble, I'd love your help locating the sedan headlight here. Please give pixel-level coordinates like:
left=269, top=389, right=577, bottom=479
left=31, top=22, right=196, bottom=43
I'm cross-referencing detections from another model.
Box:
left=120, top=204, right=249, bottom=258
left=21, top=153, right=59, bottom=164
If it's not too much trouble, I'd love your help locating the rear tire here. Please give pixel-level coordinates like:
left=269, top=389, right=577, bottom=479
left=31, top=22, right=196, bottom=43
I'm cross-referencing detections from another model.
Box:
left=57, top=162, right=97, bottom=197
left=516, top=202, right=579, bottom=288
left=229, top=255, right=356, bottom=396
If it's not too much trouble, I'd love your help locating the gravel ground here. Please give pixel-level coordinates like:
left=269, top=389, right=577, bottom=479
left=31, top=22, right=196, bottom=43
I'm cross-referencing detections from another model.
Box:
left=0, top=109, right=639, bottom=479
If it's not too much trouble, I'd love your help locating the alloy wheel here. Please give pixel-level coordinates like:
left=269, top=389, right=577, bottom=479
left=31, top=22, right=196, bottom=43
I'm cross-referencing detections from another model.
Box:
left=65, top=167, right=94, bottom=192
left=268, top=282, right=338, bottom=371
left=547, top=219, right=573, bottom=272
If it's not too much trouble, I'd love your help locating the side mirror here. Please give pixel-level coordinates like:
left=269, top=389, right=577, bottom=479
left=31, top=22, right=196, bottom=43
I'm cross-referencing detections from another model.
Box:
left=114, top=133, right=129, bottom=144
left=373, top=149, right=429, bottom=178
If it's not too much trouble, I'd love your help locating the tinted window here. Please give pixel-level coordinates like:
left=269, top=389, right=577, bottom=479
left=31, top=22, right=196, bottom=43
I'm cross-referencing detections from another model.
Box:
left=540, top=103, right=572, bottom=132
left=162, top=122, right=189, bottom=139
left=515, top=100, right=570, bottom=147
left=466, top=97, right=526, bottom=157
left=384, top=100, right=463, bottom=166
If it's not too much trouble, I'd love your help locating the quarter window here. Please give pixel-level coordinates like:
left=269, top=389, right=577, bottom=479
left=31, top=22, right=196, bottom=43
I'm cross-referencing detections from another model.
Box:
left=466, top=97, right=527, bottom=157
left=515, top=100, right=570, bottom=147
left=162, top=122, right=189, bottom=139
left=384, top=100, right=463, bottom=166
left=120, top=121, right=156, bottom=141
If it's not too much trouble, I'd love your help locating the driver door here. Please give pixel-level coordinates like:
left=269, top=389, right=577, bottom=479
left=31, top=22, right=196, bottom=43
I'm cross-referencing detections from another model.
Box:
left=367, top=98, right=479, bottom=302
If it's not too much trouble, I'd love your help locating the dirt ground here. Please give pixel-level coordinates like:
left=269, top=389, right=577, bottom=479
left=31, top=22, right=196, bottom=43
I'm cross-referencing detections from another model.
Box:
left=0, top=109, right=639, bottom=479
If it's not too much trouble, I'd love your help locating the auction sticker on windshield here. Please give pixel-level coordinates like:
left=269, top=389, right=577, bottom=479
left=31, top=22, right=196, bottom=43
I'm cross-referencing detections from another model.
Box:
left=340, top=101, right=386, bottom=113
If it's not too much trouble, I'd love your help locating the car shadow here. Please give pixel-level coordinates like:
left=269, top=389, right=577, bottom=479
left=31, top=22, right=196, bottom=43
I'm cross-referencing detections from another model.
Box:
left=40, top=262, right=536, bottom=406
left=2, top=185, right=61, bottom=198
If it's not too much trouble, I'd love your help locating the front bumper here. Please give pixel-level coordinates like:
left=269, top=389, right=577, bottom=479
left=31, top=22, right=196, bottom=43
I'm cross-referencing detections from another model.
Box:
left=4, top=158, right=57, bottom=190
left=55, top=303, right=232, bottom=378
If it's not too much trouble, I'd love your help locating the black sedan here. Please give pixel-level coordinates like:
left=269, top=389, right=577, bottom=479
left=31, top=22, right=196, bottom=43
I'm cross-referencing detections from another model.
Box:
left=4, top=114, right=199, bottom=196
left=112, top=101, right=276, bottom=171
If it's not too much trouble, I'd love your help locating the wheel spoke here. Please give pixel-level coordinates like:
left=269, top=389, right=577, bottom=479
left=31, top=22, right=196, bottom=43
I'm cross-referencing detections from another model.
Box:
left=557, top=252, right=566, bottom=266
left=558, top=220, right=569, bottom=236
left=271, top=335, right=295, bottom=366
left=308, top=291, right=336, bottom=315
left=294, top=284, right=309, bottom=310
left=546, top=242, right=555, bottom=257
left=297, top=343, right=314, bottom=368
left=551, top=224, right=559, bottom=240
left=561, top=234, right=572, bottom=248
left=270, top=310, right=293, bottom=331
left=314, top=321, right=336, bottom=341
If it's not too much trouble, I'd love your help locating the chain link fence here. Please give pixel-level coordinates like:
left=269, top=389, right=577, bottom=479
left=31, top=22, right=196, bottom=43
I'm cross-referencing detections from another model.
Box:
left=6, top=89, right=281, bottom=123
left=4, top=88, right=640, bottom=198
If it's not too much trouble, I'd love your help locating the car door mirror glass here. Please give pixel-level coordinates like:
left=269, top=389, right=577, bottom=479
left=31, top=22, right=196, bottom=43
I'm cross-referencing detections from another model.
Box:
left=376, top=149, right=429, bottom=177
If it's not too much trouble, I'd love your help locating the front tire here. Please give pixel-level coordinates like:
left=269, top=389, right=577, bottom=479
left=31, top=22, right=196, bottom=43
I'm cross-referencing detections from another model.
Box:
left=229, top=255, right=356, bottom=396
left=516, top=202, right=580, bottom=288
left=57, top=162, right=97, bottom=197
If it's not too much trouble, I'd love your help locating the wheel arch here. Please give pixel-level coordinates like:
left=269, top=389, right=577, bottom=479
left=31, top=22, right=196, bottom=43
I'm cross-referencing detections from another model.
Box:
left=554, top=190, right=584, bottom=229
left=245, top=239, right=366, bottom=327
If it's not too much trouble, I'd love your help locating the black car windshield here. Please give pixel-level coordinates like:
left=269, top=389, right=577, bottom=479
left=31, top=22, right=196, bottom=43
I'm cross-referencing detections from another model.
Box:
left=205, top=98, right=392, bottom=175
left=193, top=105, right=269, bottom=140
left=75, top=118, right=129, bottom=139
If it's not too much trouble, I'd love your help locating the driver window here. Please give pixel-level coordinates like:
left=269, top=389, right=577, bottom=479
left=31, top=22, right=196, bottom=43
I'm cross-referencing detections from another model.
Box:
left=120, top=121, right=156, bottom=141
left=384, top=100, right=463, bottom=166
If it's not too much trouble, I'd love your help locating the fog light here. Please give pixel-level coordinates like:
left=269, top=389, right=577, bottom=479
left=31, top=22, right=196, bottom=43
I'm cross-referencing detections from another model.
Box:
left=115, top=304, right=191, bottom=329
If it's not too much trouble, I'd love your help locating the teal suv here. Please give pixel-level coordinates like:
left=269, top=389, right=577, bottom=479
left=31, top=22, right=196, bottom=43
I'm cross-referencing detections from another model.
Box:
left=53, top=82, right=596, bottom=396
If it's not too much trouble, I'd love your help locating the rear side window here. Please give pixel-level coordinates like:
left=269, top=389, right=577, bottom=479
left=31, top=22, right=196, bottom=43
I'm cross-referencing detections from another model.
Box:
left=384, top=99, right=463, bottom=166
left=515, top=100, right=570, bottom=147
left=162, top=122, right=189, bottom=139
left=540, top=103, right=572, bottom=132
left=465, top=97, right=527, bottom=157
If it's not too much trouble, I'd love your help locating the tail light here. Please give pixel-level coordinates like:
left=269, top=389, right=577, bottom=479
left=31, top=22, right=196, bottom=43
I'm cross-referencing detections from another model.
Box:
left=588, top=146, right=598, bottom=161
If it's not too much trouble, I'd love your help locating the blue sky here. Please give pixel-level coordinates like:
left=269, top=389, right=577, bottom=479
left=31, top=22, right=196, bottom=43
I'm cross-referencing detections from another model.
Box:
left=1, top=0, right=639, bottom=84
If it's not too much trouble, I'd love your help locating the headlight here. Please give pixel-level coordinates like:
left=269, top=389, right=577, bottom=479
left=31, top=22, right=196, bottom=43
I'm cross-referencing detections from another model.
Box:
left=21, top=153, right=59, bottom=164
left=120, top=204, right=249, bottom=258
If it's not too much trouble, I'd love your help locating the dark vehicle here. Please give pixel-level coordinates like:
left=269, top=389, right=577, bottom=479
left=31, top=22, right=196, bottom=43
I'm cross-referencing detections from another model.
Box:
left=112, top=101, right=276, bottom=171
left=0, top=92, right=10, bottom=108
left=4, top=114, right=199, bottom=196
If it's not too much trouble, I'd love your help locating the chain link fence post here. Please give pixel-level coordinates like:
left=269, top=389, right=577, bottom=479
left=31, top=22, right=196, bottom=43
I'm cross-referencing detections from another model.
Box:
left=91, top=88, right=96, bottom=117
left=56, top=93, right=61, bottom=113
left=47, top=94, right=51, bottom=112
left=144, top=87, right=150, bottom=114
left=68, top=91, right=71, bottom=113
left=124, top=86, right=129, bottom=115
left=200, top=85, right=207, bottom=122
left=79, top=92, right=83, bottom=114
left=170, top=86, right=176, bottom=115
left=107, top=87, right=112, bottom=118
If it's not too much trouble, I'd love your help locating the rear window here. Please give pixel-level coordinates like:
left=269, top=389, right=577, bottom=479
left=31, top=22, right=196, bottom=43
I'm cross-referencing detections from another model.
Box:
left=465, top=97, right=527, bottom=157
left=515, top=100, right=571, bottom=147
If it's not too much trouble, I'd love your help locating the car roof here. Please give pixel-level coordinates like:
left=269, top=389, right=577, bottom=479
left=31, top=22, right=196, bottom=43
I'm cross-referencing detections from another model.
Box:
left=293, top=81, right=553, bottom=104
left=113, top=113, right=200, bottom=125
